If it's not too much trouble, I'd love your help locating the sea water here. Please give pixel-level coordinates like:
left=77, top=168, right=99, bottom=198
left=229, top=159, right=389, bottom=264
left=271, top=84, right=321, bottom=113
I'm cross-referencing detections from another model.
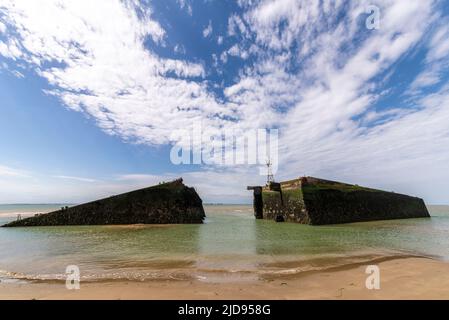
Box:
left=0, top=204, right=448, bottom=282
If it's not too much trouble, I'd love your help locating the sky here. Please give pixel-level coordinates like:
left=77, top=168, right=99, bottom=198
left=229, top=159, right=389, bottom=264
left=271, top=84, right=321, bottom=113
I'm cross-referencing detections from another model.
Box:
left=0, top=0, right=449, bottom=204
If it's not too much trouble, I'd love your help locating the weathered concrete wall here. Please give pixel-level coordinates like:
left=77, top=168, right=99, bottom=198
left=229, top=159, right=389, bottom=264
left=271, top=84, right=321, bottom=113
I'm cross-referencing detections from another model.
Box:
left=247, top=186, right=263, bottom=219
left=3, top=179, right=205, bottom=227
left=302, top=188, right=429, bottom=225
left=262, top=188, right=309, bottom=223
left=251, top=177, right=430, bottom=225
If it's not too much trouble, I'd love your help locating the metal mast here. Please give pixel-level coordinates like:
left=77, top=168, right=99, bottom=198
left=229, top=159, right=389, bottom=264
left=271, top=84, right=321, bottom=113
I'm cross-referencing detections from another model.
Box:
left=266, top=159, right=274, bottom=185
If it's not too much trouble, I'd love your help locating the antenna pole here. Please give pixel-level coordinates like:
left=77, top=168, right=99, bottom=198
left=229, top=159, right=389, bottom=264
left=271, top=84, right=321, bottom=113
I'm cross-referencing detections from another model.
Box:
left=266, top=159, right=274, bottom=185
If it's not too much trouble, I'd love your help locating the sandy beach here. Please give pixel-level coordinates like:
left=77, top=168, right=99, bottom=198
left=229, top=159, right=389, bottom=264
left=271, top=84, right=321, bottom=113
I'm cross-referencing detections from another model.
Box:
left=2, top=256, right=449, bottom=300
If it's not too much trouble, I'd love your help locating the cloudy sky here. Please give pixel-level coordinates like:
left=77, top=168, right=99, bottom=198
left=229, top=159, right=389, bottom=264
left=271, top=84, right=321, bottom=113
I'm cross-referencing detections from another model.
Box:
left=0, top=0, right=449, bottom=204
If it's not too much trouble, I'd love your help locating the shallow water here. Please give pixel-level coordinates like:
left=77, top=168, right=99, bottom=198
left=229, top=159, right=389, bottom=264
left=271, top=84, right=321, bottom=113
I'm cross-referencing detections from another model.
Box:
left=0, top=205, right=448, bottom=282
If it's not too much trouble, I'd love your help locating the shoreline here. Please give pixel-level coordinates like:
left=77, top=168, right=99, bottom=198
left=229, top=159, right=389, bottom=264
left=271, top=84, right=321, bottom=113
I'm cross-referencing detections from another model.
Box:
left=2, top=255, right=449, bottom=300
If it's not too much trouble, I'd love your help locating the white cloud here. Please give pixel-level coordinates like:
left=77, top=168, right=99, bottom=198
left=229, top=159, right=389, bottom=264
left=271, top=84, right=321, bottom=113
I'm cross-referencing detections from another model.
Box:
left=220, top=51, right=228, bottom=63
left=115, top=174, right=165, bottom=182
left=228, top=14, right=249, bottom=38
left=202, top=20, right=213, bottom=38
left=177, top=0, right=192, bottom=16
left=0, top=39, right=23, bottom=60
left=409, top=69, right=441, bottom=91
left=227, top=44, right=249, bottom=59
left=174, top=44, right=186, bottom=54
left=426, top=22, right=449, bottom=63
left=0, top=165, right=30, bottom=178
left=53, top=175, right=97, bottom=183
left=0, top=0, right=230, bottom=147
left=408, top=19, right=449, bottom=93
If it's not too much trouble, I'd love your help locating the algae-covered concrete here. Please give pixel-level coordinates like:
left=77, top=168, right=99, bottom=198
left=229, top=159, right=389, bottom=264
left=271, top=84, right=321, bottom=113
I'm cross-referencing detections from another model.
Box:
left=253, top=177, right=430, bottom=225
left=3, top=178, right=205, bottom=227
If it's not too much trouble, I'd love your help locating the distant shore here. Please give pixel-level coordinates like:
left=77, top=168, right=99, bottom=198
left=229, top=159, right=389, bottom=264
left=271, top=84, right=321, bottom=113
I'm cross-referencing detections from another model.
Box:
left=2, top=255, right=449, bottom=300
left=0, top=212, right=36, bottom=218
left=0, top=204, right=74, bottom=218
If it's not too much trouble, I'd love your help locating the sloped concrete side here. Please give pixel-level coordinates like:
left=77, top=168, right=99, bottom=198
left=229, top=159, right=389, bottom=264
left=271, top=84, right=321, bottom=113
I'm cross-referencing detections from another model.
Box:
left=3, top=179, right=205, bottom=227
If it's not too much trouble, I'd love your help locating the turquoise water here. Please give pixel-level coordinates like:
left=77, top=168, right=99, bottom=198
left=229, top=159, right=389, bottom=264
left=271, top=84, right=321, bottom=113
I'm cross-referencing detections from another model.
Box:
left=0, top=205, right=448, bottom=282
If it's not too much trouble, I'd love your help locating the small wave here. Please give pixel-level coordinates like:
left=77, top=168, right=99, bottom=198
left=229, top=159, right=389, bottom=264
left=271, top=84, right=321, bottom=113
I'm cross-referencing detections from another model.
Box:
left=0, top=268, right=193, bottom=283
left=0, top=252, right=434, bottom=284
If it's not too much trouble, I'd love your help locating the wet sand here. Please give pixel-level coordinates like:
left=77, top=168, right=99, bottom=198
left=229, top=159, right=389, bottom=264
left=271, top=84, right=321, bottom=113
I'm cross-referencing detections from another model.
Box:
left=2, top=256, right=449, bottom=300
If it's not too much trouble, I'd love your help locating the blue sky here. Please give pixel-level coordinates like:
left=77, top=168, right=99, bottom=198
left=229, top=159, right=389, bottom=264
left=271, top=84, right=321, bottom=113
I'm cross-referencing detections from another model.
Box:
left=1, top=0, right=449, bottom=204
